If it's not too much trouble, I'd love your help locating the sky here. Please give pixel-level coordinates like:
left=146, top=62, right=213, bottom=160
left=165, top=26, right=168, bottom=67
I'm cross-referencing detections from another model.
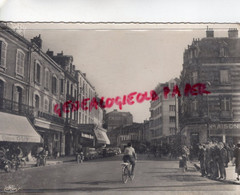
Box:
left=14, top=23, right=239, bottom=122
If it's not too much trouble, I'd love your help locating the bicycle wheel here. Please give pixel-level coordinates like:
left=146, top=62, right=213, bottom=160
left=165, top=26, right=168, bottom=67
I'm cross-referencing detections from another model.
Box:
left=122, top=166, right=129, bottom=184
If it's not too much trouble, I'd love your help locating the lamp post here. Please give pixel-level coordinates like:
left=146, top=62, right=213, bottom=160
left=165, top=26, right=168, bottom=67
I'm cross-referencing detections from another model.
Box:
left=206, top=81, right=211, bottom=140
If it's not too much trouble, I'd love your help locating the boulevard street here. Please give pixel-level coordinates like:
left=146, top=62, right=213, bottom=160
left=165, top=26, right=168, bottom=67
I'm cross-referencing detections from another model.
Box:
left=0, top=155, right=239, bottom=194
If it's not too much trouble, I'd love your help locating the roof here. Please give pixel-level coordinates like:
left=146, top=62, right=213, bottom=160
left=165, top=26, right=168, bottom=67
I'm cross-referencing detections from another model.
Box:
left=186, top=37, right=240, bottom=58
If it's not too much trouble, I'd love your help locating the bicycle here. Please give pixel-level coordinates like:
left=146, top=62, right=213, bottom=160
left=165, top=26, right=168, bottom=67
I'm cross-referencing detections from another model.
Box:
left=121, top=161, right=134, bottom=183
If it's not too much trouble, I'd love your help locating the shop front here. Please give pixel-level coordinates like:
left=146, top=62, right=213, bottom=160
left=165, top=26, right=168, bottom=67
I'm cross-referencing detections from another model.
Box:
left=93, top=126, right=110, bottom=147
left=0, top=112, right=42, bottom=156
left=34, top=118, right=64, bottom=157
left=77, top=124, right=110, bottom=148
left=209, top=122, right=240, bottom=144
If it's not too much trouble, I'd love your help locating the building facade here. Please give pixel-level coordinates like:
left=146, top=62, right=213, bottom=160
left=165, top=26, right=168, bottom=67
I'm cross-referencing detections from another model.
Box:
left=0, top=22, right=109, bottom=157
left=105, top=109, right=133, bottom=131
left=113, top=123, right=145, bottom=152
left=105, top=109, right=133, bottom=145
left=149, top=78, right=179, bottom=146
left=179, top=28, right=240, bottom=151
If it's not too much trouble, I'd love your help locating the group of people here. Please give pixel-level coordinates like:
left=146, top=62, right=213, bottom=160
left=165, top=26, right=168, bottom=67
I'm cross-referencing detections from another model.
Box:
left=198, top=141, right=236, bottom=180
left=0, top=145, right=24, bottom=161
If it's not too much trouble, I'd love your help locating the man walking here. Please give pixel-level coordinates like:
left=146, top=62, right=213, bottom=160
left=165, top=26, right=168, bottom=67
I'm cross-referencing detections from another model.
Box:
left=233, top=141, right=240, bottom=181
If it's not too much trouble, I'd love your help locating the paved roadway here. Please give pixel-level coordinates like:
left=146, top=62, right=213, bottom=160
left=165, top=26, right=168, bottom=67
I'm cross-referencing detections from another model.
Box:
left=0, top=154, right=239, bottom=194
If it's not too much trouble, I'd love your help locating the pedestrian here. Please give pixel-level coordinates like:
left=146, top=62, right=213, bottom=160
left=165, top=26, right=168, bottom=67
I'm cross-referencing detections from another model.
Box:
left=232, top=141, right=240, bottom=181
left=181, top=145, right=189, bottom=172
left=211, top=142, right=220, bottom=179
left=198, top=144, right=206, bottom=177
left=219, top=142, right=227, bottom=180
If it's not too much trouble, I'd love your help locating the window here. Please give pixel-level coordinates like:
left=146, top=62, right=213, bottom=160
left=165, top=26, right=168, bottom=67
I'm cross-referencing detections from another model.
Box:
left=44, top=98, right=49, bottom=112
left=44, top=69, right=49, bottom=89
left=221, top=97, right=231, bottom=111
left=35, top=95, right=40, bottom=109
left=192, top=99, right=198, bottom=111
left=169, top=116, right=175, bottom=123
left=16, top=49, right=25, bottom=76
left=219, top=47, right=226, bottom=57
left=60, top=79, right=64, bottom=94
left=170, top=127, right=175, bottom=135
left=0, top=39, right=7, bottom=68
left=191, top=71, right=198, bottom=84
left=169, top=116, right=176, bottom=123
left=52, top=76, right=57, bottom=94
left=169, top=105, right=175, bottom=112
left=35, top=62, right=41, bottom=83
left=70, top=84, right=73, bottom=96
left=54, top=133, right=59, bottom=141
left=220, top=70, right=230, bottom=84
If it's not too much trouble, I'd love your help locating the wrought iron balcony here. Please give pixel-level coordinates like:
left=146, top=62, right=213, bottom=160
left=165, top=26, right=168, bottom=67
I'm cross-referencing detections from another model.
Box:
left=37, top=111, right=65, bottom=125
left=0, top=97, right=34, bottom=118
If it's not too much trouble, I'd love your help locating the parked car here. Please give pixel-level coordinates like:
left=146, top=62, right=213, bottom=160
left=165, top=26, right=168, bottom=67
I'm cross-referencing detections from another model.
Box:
left=83, top=147, right=98, bottom=160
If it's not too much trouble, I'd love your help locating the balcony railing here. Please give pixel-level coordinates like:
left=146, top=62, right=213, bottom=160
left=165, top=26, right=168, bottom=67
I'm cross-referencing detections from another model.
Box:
left=0, top=97, right=34, bottom=118
left=66, top=94, right=76, bottom=101
left=37, top=111, right=65, bottom=125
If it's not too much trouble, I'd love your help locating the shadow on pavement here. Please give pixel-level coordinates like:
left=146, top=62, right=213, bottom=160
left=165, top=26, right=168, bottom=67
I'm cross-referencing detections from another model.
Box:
left=66, top=180, right=121, bottom=185
left=16, top=182, right=230, bottom=193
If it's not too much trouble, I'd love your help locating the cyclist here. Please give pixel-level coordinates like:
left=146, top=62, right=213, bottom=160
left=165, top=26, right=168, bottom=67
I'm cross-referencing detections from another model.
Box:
left=123, top=143, right=137, bottom=175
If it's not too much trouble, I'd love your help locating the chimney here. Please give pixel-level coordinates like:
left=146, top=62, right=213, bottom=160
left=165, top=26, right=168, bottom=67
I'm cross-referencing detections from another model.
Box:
left=57, top=51, right=64, bottom=56
left=228, top=28, right=238, bottom=38
left=206, top=27, right=214, bottom=38
left=31, top=34, right=42, bottom=49
left=46, top=49, right=54, bottom=58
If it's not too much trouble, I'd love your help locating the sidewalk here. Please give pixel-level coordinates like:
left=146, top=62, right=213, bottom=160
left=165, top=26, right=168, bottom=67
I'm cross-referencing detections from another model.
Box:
left=21, top=155, right=76, bottom=169
left=193, top=161, right=240, bottom=185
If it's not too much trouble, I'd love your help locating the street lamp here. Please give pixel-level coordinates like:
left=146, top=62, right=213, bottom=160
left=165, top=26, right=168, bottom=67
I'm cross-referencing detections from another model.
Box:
left=205, top=81, right=211, bottom=140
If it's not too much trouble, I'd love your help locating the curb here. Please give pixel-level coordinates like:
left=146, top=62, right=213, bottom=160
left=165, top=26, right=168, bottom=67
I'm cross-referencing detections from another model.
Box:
left=20, top=160, right=63, bottom=170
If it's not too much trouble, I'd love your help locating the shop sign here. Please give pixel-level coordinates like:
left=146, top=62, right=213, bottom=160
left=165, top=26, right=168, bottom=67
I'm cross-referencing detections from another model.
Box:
left=81, top=133, right=93, bottom=139
left=209, top=123, right=240, bottom=130
left=0, top=135, right=40, bottom=142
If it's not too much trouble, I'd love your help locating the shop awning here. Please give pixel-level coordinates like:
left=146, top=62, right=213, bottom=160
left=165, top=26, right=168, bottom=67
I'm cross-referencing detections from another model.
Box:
left=94, top=127, right=110, bottom=145
left=0, top=112, right=42, bottom=143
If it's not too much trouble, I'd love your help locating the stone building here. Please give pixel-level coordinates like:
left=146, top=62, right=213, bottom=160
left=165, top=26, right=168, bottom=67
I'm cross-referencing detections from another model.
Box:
left=77, top=71, right=109, bottom=148
left=46, top=50, right=78, bottom=155
left=113, top=123, right=145, bottom=151
left=29, top=38, right=66, bottom=157
left=0, top=23, right=42, bottom=154
left=104, top=109, right=133, bottom=145
left=179, top=28, right=240, bottom=151
left=149, top=78, right=179, bottom=146
left=0, top=22, right=109, bottom=157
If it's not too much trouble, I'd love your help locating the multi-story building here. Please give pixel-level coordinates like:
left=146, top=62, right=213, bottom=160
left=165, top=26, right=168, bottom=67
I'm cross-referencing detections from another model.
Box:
left=0, top=22, right=110, bottom=157
left=105, top=109, right=133, bottom=131
left=104, top=109, right=133, bottom=145
left=29, top=38, right=66, bottom=157
left=179, top=28, right=240, bottom=151
left=0, top=23, right=43, bottom=154
left=149, top=78, right=179, bottom=146
left=113, top=123, right=144, bottom=151
left=47, top=51, right=79, bottom=155
left=77, top=71, right=109, bottom=148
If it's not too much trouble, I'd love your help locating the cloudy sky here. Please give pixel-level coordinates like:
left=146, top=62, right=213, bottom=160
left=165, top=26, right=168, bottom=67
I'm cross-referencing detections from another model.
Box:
left=18, top=23, right=239, bottom=122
